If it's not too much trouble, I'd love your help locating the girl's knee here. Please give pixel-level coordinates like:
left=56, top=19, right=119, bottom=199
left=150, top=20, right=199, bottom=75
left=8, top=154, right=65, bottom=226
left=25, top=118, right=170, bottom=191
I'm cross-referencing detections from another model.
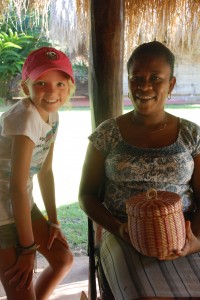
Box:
left=55, top=249, right=74, bottom=276
left=65, top=249, right=74, bottom=268
left=49, top=248, right=74, bottom=273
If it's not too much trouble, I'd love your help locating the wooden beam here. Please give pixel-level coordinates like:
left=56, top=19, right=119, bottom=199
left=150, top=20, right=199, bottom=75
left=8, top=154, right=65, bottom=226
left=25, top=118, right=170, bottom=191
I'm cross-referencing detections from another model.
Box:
left=89, top=0, right=125, bottom=130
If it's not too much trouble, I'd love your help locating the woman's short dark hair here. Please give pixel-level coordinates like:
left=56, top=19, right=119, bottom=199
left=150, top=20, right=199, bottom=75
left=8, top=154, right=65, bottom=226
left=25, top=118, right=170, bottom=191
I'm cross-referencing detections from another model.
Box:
left=127, top=41, right=175, bottom=78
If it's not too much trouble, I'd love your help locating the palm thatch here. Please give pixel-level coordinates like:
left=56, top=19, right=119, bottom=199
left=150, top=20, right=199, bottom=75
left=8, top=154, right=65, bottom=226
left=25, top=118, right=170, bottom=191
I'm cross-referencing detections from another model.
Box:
left=124, top=0, right=200, bottom=58
left=1, top=0, right=200, bottom=56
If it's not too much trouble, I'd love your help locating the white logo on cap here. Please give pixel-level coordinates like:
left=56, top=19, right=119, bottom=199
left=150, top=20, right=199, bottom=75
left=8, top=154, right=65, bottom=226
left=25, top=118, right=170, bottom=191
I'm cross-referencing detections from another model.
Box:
left=46, top=51, right=58, bottom=60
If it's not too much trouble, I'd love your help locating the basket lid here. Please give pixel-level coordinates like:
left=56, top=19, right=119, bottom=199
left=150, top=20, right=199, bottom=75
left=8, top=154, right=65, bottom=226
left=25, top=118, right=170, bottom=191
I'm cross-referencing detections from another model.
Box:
left=126, top=189, right=182, bottom=217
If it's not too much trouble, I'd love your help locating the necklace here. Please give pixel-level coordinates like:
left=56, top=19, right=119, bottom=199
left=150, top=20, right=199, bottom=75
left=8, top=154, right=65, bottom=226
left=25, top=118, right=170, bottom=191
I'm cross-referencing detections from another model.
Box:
left=132, top=112, right=167, bottom=133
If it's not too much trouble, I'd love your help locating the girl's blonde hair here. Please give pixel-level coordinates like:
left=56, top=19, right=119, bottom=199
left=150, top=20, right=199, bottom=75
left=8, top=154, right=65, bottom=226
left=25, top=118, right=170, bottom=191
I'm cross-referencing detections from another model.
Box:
left=67, top=78, right=76, bottom=102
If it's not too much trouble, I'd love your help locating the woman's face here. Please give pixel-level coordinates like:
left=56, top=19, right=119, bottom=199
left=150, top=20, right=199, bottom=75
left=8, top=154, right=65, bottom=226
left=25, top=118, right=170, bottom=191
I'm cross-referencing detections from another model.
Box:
left=128, top=54, right=176, bottom=115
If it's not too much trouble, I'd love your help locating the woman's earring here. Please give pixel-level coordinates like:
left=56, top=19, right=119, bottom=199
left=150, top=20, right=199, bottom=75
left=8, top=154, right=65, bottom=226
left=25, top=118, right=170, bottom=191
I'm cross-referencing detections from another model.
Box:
left=128, top=92, right=130, bottom=99
left=167, top=93, right=171, bottom=100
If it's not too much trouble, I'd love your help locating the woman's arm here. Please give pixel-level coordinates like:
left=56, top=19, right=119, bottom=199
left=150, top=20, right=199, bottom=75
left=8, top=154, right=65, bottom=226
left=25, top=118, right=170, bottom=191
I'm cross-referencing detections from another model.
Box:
left=190, top=154, right=200, bottom=240
left=171, top=154, right=200, bottom=259
left=79, top=142, right=130, bottom=242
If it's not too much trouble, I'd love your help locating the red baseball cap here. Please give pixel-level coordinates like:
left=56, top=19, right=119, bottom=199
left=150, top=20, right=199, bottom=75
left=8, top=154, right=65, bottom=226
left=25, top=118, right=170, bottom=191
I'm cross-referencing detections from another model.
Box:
left=22, top=47, right=75, bottom=83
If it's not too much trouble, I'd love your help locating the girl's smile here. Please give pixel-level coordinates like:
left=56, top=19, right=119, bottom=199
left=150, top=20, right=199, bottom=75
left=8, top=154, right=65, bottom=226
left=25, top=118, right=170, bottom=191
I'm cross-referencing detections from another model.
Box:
left=23, top=70, right=70, bottom=122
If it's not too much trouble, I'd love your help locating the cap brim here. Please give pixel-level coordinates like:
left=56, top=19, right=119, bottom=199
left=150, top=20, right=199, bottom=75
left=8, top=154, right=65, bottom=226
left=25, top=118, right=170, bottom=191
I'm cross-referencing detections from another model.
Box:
left=29, top=65, right=75, bottom=83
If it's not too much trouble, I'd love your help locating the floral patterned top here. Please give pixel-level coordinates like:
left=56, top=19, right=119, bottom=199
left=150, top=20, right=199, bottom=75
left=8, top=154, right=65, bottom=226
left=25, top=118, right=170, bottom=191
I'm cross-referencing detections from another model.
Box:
left=89, top=117, right=200, bottom=222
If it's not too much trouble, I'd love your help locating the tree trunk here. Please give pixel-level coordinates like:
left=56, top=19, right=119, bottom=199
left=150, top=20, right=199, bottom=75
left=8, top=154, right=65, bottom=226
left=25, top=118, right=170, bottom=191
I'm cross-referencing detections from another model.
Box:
left=89, top=0, right=125, bottom=130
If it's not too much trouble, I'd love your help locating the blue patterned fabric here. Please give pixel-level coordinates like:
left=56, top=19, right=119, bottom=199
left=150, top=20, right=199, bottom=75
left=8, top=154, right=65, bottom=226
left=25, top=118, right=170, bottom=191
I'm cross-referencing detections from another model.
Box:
left=89, top=117, right=200, bottom=222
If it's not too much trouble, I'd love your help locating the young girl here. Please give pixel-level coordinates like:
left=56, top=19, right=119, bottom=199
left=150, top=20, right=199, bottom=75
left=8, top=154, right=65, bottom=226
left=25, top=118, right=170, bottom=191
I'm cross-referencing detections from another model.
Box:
left=0, top=47, right=75, bottom=299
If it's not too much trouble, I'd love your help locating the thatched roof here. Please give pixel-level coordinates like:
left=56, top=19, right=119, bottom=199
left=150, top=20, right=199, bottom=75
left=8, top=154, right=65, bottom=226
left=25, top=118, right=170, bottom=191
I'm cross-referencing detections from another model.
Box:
left=1, top=0, right=200, bottom=57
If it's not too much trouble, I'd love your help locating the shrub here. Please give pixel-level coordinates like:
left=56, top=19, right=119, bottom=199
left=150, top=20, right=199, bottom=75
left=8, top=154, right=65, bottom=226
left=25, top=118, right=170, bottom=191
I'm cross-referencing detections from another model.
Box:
left=0, top=28, right=50, bottom=100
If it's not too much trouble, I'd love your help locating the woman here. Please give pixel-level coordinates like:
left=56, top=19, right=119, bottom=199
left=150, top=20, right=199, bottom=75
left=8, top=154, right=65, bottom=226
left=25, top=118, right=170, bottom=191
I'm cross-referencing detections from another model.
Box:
left=79, top=41, right=200, bottom=299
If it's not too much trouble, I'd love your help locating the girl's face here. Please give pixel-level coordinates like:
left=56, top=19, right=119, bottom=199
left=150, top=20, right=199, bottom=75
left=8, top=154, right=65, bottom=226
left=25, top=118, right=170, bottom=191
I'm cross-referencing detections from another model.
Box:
left=23, top=70, right=70, bottom=122
left=128, top=54, right=176, bottom=115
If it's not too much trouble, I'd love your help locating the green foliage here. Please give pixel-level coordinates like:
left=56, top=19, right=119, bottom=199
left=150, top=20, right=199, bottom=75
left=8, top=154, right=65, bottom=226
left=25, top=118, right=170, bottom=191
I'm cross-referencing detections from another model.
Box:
left=72, top=57, right=88, bottom=83
left=0, top=28, right=50, bottom=81
left=0, top=28, right=51, bottom=99
left=0, top=98, right=5, bottom=105
left=0, top=10, right=48, bottom=37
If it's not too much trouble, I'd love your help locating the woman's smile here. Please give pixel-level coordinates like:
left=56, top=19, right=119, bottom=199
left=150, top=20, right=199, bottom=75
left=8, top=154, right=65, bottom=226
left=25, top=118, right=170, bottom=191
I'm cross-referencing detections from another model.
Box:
left=135, top=94, right=156, bottom=101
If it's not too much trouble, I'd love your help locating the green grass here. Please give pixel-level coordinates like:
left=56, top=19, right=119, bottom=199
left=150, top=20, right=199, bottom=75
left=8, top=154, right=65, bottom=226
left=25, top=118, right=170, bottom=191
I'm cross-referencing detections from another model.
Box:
left=1, top=103, right=200, bottom=113
left=124, top=104, right=200, bottom=111
left=56, top=203, right=88, bottom=256
left=165, top=104, right=200, bottom=109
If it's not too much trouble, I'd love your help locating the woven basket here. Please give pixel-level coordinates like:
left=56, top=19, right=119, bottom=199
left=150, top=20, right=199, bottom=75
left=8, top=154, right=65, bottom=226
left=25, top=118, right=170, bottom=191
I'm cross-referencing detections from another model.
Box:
left=126, top=189, right=186, bottom=259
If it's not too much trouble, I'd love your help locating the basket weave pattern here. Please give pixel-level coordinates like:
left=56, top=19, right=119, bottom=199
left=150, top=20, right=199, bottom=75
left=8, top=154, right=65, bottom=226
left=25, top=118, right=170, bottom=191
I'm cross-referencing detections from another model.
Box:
left=126, top=189, right=186, bottom=259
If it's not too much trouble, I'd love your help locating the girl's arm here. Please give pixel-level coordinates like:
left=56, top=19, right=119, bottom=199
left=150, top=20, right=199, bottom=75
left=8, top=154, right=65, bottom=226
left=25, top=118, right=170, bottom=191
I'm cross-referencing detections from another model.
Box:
left=37, top=143, right=58, bottom=224
left=37, top=142, right=69, bottom=249
left=10, top=135, right=35, bottom=246
left=5, top=135, right=35, bottom=290
left=78, top=142, right=130, bottom=243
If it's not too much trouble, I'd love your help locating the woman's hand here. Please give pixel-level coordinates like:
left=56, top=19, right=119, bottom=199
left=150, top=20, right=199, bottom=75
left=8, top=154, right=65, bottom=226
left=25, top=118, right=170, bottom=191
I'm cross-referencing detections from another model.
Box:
left=117, top=223, right=132, bottom=244
left=47, top=226, right=69, bottom=250
left=158, top=220, right=200, bottom=260
left=4, top=254, right=35, bottom=291
left=174, top=220, right=200, bottom=257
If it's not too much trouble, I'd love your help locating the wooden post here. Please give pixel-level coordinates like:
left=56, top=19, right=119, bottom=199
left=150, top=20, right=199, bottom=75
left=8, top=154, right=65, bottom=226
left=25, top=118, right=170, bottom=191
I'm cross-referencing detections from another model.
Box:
left=89, top=0, right=125, bottom=130
left=87, top=2, right=124, bottom=299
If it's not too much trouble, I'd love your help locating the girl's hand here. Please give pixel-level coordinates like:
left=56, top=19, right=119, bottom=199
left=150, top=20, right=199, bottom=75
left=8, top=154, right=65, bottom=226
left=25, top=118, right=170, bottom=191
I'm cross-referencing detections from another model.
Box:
left=47, top=226, right=69, bottom=250
left=158, top=221, right=200, bottom=260
left=4, top=254, right=35, bottom=291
